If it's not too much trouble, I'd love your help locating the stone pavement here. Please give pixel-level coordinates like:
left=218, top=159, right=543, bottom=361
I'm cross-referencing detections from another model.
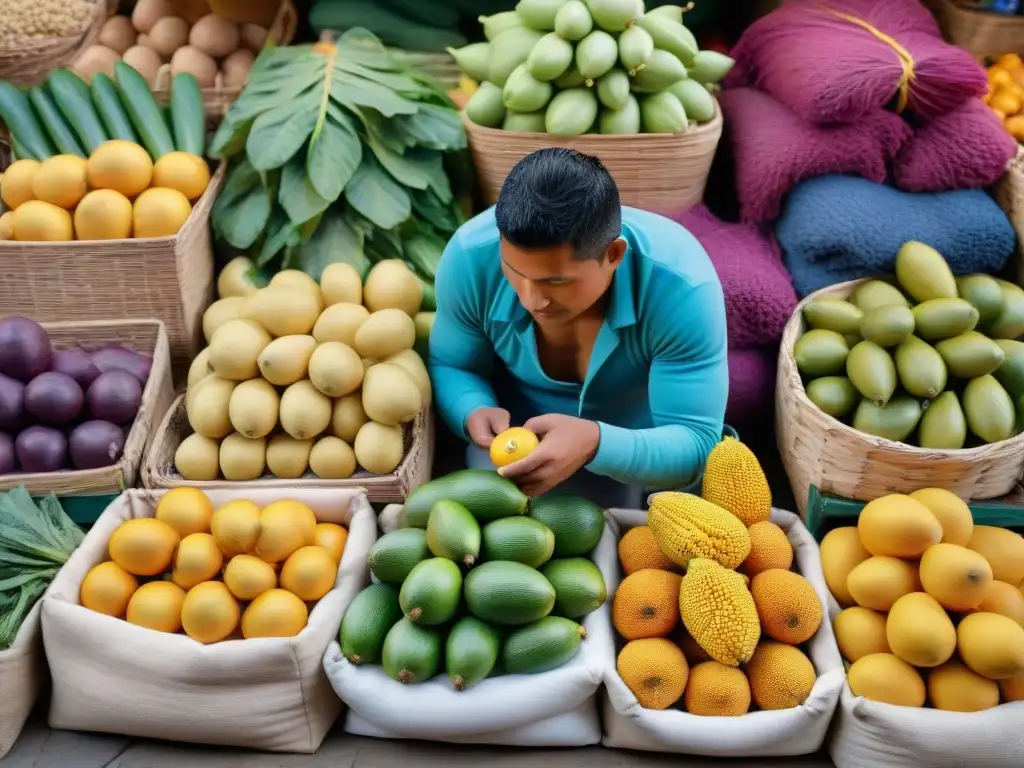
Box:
left=4, top=711, right=835, bottom=767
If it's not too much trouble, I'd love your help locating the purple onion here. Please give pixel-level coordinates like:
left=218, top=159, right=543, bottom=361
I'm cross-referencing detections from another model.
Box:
left=51, top=347, right=101, bottom=389
left=0, top=316, right=52, bottom=382
left=15, top=426, right=67, bottom=472
left=90, top=345, right=152, bottom=384
left=24, top=372, right=84, bottom=424
left=87, top=371, right=142, bottom=425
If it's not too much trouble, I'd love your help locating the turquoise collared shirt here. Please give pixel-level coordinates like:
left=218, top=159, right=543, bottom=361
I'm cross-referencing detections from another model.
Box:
left=427, top=206, right=728, bottom=490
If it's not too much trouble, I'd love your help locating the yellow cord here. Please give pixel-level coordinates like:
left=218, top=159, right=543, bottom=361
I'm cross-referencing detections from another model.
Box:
left=820, top=6, right=917, bottom=113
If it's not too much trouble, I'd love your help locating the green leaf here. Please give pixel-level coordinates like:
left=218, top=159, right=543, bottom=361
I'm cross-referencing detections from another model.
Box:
left=307, top=109, right=362, bottom=203
left=257, top=207, right=297, bottom=267
left=402, top=226, right=447, bottom=280
left=245, top=93, right=320, bottom=171
left=366, top=133, right=431, bottom=191
left=344, top=155, right=411, bottom=230
left=212, top=160, right=272, bottom=250
left=279, top=153, right=331, bottom=226
left=338, top=59, right=424, bottom=94
left=295, top=209, right=370, bottom=279
left=394, top=104, right=466, bottom=151
left=411, top=188, right=460, bottom=233
left=368, top=226, right=404, bottom=262
left=332, top=74, right=419, bottom=118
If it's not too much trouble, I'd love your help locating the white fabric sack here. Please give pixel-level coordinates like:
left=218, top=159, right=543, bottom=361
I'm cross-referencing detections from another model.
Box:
left=322, top=504, right=615, bottom=747
left=828, top=590, right=1024, bottom=768
left=601, top=506, right=845, bottom=756
left=42, top=488, right=376, bottom=752
left=0, top=600, right=44, bottom=758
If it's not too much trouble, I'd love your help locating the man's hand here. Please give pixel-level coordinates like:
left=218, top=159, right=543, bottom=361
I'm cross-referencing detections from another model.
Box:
left=466, top=407, right=511, bottom=449
left=497, top=414, right=600, bottom=497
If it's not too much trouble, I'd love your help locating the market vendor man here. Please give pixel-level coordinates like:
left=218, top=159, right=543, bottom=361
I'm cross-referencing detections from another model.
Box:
left=427, top=148, right=728, bottom=507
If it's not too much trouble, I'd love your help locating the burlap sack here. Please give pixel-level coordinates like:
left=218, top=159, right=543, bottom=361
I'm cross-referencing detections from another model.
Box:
left=42, top=488, right=376, bottom=752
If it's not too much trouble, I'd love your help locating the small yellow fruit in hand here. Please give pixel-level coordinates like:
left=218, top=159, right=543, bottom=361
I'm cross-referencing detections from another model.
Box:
left=74, top=189, right=133, bottom=240
left=133, top=187, right=192, bottom=238
left=489, top=427, right=539, bottom=468
left=80, top=561, right=138, bottom=617
left=155, top=486, right=214, bottom=537
left=152, top=151, right=211, bottom=201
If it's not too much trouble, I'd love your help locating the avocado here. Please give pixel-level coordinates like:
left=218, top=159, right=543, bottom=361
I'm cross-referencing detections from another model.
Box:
left=994, top=339, right=1024, bottom=399
left=502, top=617, right=586, bottom=675
left=984, top=279, right=1024, bottom=340
left=399, top=557, right=463, bottom=625
left=956, top=275, right=1005, bottom=326
left=860, top=305, right=914, bottom=347
left=367, top=528, right=431, bottom=584
left=403, top=469, right=529, bottom=528
left=382, top=618, right=442, bottom=684
left=794, top=329, right=849, bottom=377
left=850, top=280, right=911, bottom=313
left=528, top=494, right=605, bottom=557
left=894, top=336, right=947, bottom=399
left=935, top=331, right=1006, bottom=379
left=803, top=298, right=863, bottom=335
left=464, top=561, right=556, bottom=626
left=846, top=340, right=897, bottom=406
left=540, top=558, right=607, bottom=619
left=911, top=298, right=979, bottom=341
left=339, top=583, right=403, bottom=664
left=427, top=499, right=482, bottom=567
left=964, top=375, right=1015, bottom=444
left=895, top=241, right=958, bottom=303
left=445, top=616, right=501, bottom=690
left=918, top=391, right=967, bottom=449
left=481, top=516, right=555, bottom=568
left=852, top=395, right=922, bottom=442
left=806, top=376, right=859, bottom=418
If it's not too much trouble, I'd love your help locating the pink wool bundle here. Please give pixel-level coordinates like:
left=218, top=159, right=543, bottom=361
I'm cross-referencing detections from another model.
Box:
left=728, top=0, right=987, bottom=124
left=726, top=347, right=777, bottom=426
left=893, top=99, right=1017, bottom=192
left=664, top=205, right=797, bottom=349
left=718, top=87, right=913, bottom=223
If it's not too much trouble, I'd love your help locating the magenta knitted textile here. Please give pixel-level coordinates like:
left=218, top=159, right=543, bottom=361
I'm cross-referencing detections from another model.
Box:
left=893, top=99, right=1017, bottom=192
left=718, top=87, right=913, bottom=224
left=663, top=205, right=797, bottom=349
left=726, top=346, right=777, bottom=426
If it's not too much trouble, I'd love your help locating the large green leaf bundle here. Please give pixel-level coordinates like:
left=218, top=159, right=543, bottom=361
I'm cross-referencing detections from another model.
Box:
left=209, top=29, right=470, bottom=289
left=0, top=487, right=84, bottom=650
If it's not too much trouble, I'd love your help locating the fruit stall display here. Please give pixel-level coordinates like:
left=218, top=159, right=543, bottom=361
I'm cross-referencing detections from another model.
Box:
left=40, top=487, right=377, bottom=751
left=824, top=489, right=1024, bottom=766
left=601, top=438, right=843, bottom=755
left=162, top=258, right=432, bottom=484
left=456, top=1, right=732, bottom=136
left=0, top=64, right=212, bottom=241
left=324, top=468, right=614, bottom=742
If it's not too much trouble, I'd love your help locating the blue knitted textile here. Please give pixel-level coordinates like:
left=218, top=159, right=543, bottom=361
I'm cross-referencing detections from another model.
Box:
left=775, top=175, right=1016, bottom=297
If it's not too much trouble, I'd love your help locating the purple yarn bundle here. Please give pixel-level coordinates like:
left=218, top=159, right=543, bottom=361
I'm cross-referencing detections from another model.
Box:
left=728, top=0, right=987, bottom=125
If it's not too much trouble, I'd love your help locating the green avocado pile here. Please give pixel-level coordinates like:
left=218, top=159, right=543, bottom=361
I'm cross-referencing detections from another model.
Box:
left=339, top=469, right=608, bottom=689
left=794, top=241, right=1024, bottom=449
left=456, top=0, right=733, bottom=136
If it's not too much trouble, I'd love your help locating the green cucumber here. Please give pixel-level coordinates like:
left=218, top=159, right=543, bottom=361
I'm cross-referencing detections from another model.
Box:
left=339, top=583, right=403, bottom=665
left=540, top=558, right=606, bottom=619
left=426, top=499, right=481, bottom=567
left=403, top=469, right=529, bottom=527
left=502, top=616, right=585, bottom=674
left=0, top=82, right=55, bottom=160
left=464, top=561, right=555, bottom=626
left=114, top=60, right=175, bottom=159
left=46, top=69, right=108, bottom=153
left=481, top=516, right=555, bottom=568
left=398, top=558, right=462, bottom=625
left=381, top=618, right=442, bottom=684
left=11, top=135, right=32, bottom=161
left=28, top=87, right=85, bottom=157
left=90, top=73, right=138, bottom=143
left=528, top=494, right=605, bottom=557
left=170, top=73, right=206, bottom=156
left=446, top=616, right=500, bottom=690
left=367, top=528, right=431, bottom=584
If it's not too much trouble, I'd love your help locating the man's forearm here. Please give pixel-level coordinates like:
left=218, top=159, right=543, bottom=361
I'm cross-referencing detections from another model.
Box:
left=585, top=421, right=720, bottom=490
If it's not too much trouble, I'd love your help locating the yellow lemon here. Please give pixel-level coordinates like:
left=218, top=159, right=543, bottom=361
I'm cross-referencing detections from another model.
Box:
left=254, top=499, right=317, bottom=563
left=155, top=487, right=215, bottom=537
left=314, top=522, right=348, bottom=563
left=181, top=581, right=240, bottom=644
left=108, top=517, right=180, bottom=576
left=132, top=187, right=192, bottom=238
left=489, top=427, right=539, bottom=468
left=126, top=581, right=187, bottom=633
left=171, top=533, right=224, bottom=590
left=0, top=211, right=15, bottom=240
left=11, top=200, right=73, bottom=241
left=74, top=189, right=133, bottom=240
left=152, top=151, right=211, bottom=201
left=280, top=545, right=337, bottom=601
left=241, top=588, right=309, bottom=639
left=211, top=498, right=262, bottom=556
left=31, top=154, right=88, bottom=209
left=1, top=158, right=40, bottom=209
left=87, top=139, right=153, bottom=197
left=223, top=554, right=278, bottom=600
left=80, top=561, right=138, bottom=617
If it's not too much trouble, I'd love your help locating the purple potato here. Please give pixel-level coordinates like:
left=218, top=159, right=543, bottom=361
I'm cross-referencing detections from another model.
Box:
left=15, top=425, right=67, bottom=472
left=90, top=345, right=152, bottom=384
left=69, top=420, right=125, bottom=470
left=0, top=432, right=14, bottom=474
left=24, top=372, right=84, bottom=424
left=0, top=372, right=25, bottom=432
left=86, top=371, right=142, bottom=425
left=50, top=347, right=101, bottom=389
left=0, top=316, right=52, bottom=382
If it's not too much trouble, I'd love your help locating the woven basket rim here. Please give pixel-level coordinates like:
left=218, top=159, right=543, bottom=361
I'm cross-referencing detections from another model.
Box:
left=780, top=277, right=1024, bottom=458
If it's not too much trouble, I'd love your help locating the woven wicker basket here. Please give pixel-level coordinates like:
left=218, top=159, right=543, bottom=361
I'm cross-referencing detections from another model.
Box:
left=993, top=146, right=1024, bottom=284
left=151, top=0, right=298, bottom=121
left=928, top=0, right=1024, bottom=61
left=463, top=103, right=723, bottom=210
left=0, top=157, right=224, bottom=382
left=143, top=394, right=436, bottom=502
left=387, top=49, right=461, bottom=90
left=776, top=279, right=1024, bottom=516
left=0, top=319, right=174, bottom=495
left=0, top=0, right=112, bottom=86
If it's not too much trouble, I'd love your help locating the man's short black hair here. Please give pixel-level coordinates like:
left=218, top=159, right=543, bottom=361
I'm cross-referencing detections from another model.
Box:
left=495, top=148, right=622, bottom=261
